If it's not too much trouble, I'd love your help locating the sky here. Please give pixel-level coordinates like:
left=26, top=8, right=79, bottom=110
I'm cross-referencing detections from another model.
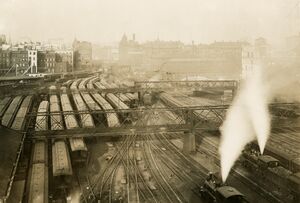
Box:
left=0, top=0, right=298, bottom=45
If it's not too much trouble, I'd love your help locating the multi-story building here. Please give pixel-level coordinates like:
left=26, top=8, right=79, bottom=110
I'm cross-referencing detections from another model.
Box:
left=241, top=44, right=256, bottom=79
left=119, top=34, right=257, bottom=79
left=55, top=50, right=73, bottom=72
left=11, top=49, right=30, bottom=75
left=93, top=44, right=119, bottom=62
left=28, top=50, right=37, bottom=73
left=73, top=39, right=92, bottom=70
left=0, top=49, right=11, bottom=75
left=0, top=35, right=6, bottom=45
left=119, top=34, right=144, bottom=66
left=37, top=51, right=56, bottom=73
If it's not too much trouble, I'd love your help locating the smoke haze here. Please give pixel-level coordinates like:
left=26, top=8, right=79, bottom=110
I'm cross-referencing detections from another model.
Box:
left=0, top=0, right=297, bottom=44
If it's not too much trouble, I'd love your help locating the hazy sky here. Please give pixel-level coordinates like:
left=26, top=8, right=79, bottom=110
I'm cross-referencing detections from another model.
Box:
left=0, top=0, right=298, bottom=44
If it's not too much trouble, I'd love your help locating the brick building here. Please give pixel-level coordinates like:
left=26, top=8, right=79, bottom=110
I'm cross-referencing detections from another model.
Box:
left=55, top=50, right=73, bottom=72
left=37, top=51, right=56, bottom=73
left=119, top=34, right=258, bottom=79
left=11, top=49, right=30, bottom=75
left=28, top=50, right=37, bottom=73
left=73, top=39, right=92, bottom=70
left=0, top=49, right=11, bottom=75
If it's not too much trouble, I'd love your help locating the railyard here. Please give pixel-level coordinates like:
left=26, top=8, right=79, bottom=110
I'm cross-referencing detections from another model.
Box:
left=0, top=72, right=299, bottom=203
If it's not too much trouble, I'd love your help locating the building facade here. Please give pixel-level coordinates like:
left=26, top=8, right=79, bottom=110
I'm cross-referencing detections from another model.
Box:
left=28, top=50, right=37, bottom=73
left=37, top=51, right=56, bottom=73
left=73, top=39, right=92, bottom=70
left=119, top=34, right=258, bottom=79
left=0, top=49, right=11, bottom=75
left=119, top=34, right=144, bottom=66
left=0, top=35, right=6, bottom=46
left=55, top=50, right=73, bottom=72
left=11, top=49, right=30, bottom=75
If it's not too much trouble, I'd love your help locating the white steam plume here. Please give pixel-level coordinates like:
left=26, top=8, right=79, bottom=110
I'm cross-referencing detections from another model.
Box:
left=244, top=68, right=271, bottom=154
left=219, top=67, right=271, bottom=182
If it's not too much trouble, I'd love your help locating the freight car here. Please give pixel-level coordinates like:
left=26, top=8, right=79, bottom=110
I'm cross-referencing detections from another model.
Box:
left=62, top=80, right=73, bottom=88
left=0, top=97, right=12, bottom=117
left=49, top=95, right=64, bottom=130
left=87, top=77, right=99, bottom=90
left=199, top=172, right=249, bottom=203
left=27, top=141, right=48, bottom=203
left=241, top=149, right=298, bottom=201
left=81, top=92, right=103, bottom=125
left=52, top=140, right=73, bottom=200
left=70, top=79, right=82, bottom=93
left=246, top=143, right=300, bottom=173
left=72, top=93, right=95, bottom=128
left=105, top=93, right=130, bottom=122
left=60, top=93, right=79, bottom=129
left=69, top=138, right=88, bottom=166
left=94, top=82, right=106, bottom=90
left=91, top=93, right=120, bottom=127
left=35, top=101, right=49, bottom=131
left=11, top=96, right=33, bottom=130
left=1, top=96, right=23, bottom=127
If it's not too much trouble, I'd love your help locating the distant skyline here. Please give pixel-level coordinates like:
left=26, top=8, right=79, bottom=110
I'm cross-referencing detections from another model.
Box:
left=0, top=0, right=299, bottom=45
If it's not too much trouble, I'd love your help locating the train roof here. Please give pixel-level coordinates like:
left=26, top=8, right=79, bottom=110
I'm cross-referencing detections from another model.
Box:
left=0, top=97, right=11, bottom=112
left=216, top=186, right=243, bottom=199
left=81, top=92, right=101, bottom=111
left=37, top=101, right=49, bottom=112
left=52, top=141, right=73, bottom=176
left=94, top=82, right=106, bottom=89
left=28, top=163, right=48, bottom=203
left=69, top=138, right=87, bottom=151
left=49, top=85, right=57, bottom=90
left=106, top=93, right=129, bottom=109
left=32, top=142, right=46, bottom=164
left=49, top=95, right=59, bottom=104
left=21, top=95, right=33, bottom=106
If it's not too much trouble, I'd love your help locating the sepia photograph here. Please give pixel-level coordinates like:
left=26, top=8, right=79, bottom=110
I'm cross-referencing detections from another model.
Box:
left=0, top=0, right=299, bottom=202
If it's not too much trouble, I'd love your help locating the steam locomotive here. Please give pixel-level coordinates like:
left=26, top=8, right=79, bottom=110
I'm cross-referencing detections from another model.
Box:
left=199, top=172, right=249, bottom=203
left=241, top=149, right=300, bottom=202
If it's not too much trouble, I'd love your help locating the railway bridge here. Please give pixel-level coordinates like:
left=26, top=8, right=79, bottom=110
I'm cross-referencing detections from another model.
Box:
left=26, top=102, right=298, bottom=149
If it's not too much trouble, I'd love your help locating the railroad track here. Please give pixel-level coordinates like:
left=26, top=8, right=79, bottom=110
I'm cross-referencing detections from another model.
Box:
left=153, top=133, right=207, bottom=180
left=114, top=138, right=160, bottom=203
left=76, top=172, right=96, bottom=202
left=141, top=135, right=184, bottom=203
left=99, top=135, right=136, bottom=202
left=131, top=144, right=159, bottom=203
left=84, top=134, right=136, bottom=202
left=149, top=138, right=202, bottom=186
left=196, top=132, right=283, bottom=203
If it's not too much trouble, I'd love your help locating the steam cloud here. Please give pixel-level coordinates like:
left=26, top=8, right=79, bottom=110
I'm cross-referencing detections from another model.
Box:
left=219, top=66, right=271, bottom=182
left=219, top=60, right=300, bottom=182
